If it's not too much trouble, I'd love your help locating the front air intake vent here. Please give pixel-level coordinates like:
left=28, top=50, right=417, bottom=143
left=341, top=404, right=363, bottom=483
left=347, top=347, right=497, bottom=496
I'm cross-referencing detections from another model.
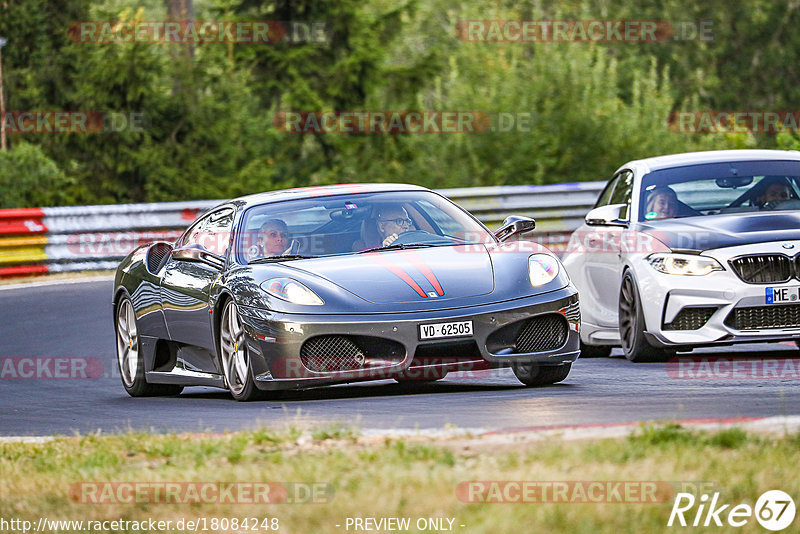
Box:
left=514, top=314, right=568, bottom=352
left=300, top=336, right=366, bottom=372
left=663, top=307, right=716, bottom=330
left=146, top=243, right=172, bottom=274
left=725, top=305, right=800, bottom=330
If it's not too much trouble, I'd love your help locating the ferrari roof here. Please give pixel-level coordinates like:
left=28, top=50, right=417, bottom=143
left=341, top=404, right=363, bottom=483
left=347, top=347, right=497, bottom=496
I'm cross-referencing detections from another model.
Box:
left=232, top=183, right=430, bottom=208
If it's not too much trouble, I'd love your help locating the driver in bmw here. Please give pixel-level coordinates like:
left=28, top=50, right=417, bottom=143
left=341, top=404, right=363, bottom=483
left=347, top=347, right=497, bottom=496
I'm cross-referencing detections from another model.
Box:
left=758, top=178, right=792, bottom=207
left=376, top=206, right=414, bottom=246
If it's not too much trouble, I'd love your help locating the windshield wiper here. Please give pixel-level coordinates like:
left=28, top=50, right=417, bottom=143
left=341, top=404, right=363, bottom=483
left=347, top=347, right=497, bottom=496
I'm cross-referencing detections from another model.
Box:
left=248, top=254, right=316, bottom=264
left=358, top=243, right=437, bottom=254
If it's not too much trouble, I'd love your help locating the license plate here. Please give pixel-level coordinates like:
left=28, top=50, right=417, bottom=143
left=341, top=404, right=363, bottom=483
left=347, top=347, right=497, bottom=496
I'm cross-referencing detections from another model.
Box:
left=766, top=286, right=800, bottom=304
left=419, top=320, right=473, bottom=340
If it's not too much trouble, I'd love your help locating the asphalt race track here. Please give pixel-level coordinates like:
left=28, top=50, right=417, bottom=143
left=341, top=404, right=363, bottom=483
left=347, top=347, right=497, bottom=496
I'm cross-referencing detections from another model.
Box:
left=1, top=279, right=799, bottom=436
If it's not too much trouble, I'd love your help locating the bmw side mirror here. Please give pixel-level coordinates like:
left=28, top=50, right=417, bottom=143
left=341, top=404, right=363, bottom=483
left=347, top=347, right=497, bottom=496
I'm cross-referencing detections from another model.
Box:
left=585, top=204, right=628, bottom=227
left=173, top=244, right=226, bottom=269
left=494, top=216, right=536, bottom=242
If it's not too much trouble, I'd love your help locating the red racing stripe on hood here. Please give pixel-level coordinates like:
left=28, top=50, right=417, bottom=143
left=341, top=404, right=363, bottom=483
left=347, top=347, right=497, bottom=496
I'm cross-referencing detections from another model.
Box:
left=363, top=253, right=428, bottom=297
left=400, top=250, right=444, bottom=296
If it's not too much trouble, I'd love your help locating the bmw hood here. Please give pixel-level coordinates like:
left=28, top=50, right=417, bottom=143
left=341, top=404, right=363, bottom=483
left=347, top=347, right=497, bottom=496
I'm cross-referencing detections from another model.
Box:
left=635, top=211, right=800, bottom=252
left=283, top=245, right=494, bottom=304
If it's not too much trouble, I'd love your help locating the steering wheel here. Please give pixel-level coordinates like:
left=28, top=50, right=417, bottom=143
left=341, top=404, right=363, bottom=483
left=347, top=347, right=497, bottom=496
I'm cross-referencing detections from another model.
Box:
left=762, top=199, right=800, bottom=211
left=392, top=230, right=451, bottom=246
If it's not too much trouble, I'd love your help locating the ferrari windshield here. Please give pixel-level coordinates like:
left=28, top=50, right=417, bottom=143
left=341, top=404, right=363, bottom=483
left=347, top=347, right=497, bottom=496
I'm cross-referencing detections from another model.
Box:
left=638, top=160, right=800, bottom=221
left=236, top=190, right=493, bottom=263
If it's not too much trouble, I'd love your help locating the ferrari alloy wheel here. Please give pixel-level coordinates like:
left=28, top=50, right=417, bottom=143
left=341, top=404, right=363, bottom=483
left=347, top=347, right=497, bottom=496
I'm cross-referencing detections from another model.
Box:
left=512, top=362, right=571, bottom=386
left=618, top=271, right=668, bottom=363
left=219, top=299, right=263, bottom=401
left=116, top=296, right=182, bottom=397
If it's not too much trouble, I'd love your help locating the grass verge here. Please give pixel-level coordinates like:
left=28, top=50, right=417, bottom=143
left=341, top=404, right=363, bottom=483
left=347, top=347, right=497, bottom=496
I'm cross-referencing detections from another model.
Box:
left=1, top=424, right=797, bottom=533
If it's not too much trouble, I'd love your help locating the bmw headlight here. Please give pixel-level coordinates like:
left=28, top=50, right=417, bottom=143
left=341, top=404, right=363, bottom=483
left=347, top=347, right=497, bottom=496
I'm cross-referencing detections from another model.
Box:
left=646, top=253, right=723, bottom=276
left=529, top=254, right=560, bottom=287
left=261, top=278, right=324, bottom=305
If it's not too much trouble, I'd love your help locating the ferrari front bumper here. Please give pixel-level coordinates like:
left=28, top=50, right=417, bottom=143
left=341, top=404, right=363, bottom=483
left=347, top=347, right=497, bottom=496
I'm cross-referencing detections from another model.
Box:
left=237, top=286, right=580, bottom=390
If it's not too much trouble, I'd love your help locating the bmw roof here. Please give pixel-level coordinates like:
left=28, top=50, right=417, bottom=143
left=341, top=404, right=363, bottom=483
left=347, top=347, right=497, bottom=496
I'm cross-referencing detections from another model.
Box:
left=622, top=149, right=800, bottom=174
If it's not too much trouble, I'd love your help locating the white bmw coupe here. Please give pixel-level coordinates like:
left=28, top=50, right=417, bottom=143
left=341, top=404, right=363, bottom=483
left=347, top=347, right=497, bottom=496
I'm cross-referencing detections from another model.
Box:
left=563, top=150, right=800, bottom=361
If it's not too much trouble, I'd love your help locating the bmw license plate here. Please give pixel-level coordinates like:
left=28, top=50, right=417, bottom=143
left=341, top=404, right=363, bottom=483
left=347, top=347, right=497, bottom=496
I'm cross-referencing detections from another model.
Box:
left=419, top=320, right=473, bottom=340
left=766, top=287, right=800, bottom=304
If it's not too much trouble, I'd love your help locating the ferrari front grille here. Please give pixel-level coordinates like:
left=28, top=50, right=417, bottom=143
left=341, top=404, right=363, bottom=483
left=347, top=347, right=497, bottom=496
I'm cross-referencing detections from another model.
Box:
left=663, top=307, right=716, bottom=331
left=729, top=255, right=792, bottom=284
left=514, top=314, right=568, bottom=352
left=725, top=305, right=800, bottom=330
left=296, top=335, right=405, bottom=374
left=300, top=335, right=366, bottom=372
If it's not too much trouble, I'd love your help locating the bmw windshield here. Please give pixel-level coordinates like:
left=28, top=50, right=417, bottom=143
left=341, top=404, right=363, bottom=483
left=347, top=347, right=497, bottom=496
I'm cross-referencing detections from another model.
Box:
left=638, top=160, right=800, bottom=221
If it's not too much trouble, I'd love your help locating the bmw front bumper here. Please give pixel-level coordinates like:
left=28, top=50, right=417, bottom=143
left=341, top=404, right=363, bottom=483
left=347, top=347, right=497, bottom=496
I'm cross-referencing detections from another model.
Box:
left=632, top=241, right=800, bottom=348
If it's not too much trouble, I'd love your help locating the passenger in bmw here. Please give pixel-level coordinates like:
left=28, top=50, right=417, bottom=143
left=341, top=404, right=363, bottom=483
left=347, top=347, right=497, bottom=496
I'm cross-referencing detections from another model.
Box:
left=644, top=186, right=679, bottom=220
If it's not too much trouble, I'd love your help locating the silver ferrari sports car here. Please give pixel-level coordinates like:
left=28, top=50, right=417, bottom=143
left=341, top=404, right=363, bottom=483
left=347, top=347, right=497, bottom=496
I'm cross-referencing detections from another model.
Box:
left=113, top=183, right=580, bottom=400
left=563, top=149, right=800, bottom=361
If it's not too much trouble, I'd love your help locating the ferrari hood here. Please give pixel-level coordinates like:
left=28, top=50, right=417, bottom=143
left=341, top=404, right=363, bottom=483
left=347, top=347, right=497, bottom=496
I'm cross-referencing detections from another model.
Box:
left=635, top=211, right=800, bottom=252
left=284, top=245, right=494, bottom=304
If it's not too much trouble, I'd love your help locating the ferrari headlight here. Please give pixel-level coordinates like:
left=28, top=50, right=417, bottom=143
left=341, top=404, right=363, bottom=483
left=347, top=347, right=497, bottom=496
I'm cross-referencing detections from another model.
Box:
left=529, top=254, right=560, bottom=287
left=261, top=278, right=324, bottom=305
left=646, top=253, right=723, bottom=276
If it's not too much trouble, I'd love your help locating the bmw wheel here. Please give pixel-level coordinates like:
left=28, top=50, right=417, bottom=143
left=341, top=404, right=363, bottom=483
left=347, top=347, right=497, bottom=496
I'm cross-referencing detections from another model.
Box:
left=512, top=362, right=571, bottom=386
left=618, top=271, right=668, bottom=362
left=219, top=299, right=264, bottom=401
left=116, top=296, right=183, bottom=397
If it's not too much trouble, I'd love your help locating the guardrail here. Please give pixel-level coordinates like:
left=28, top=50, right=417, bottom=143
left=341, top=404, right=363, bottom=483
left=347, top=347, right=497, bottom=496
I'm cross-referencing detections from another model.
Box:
left=0, top=182, right=604, bottom=277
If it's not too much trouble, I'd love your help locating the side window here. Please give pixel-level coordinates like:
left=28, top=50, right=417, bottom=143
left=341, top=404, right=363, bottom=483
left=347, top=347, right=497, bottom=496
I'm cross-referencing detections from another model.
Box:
left=181, top=208, right=234, bottom=256
left=608, top=170, right=634, bottom=219
left=594, top=176, right=618, bottom=208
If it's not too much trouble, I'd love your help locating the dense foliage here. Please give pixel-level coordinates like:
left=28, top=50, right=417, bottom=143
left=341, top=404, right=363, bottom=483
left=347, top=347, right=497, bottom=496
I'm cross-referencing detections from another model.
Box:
left=0, top=0, right=795, bottom=207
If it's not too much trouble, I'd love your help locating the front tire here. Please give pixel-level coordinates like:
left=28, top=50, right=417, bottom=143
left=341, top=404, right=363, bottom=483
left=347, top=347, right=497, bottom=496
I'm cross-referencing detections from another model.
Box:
left=512, top=362, right=571, bottom=386
left=116, top=296, right=183, bottom=397
left=618, top=271, right=668, bottom=362
left=219, top=299, right=264, bottom=401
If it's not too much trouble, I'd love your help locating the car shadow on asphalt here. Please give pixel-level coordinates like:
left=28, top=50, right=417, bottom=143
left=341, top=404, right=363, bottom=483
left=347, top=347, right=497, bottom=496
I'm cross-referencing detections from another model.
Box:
left=176, top=379, right=575, bottom=403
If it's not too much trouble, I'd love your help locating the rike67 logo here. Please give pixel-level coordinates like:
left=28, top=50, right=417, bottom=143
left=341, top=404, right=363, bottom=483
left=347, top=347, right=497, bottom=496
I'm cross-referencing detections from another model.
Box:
left=668, top=490, right=795, bottom=531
